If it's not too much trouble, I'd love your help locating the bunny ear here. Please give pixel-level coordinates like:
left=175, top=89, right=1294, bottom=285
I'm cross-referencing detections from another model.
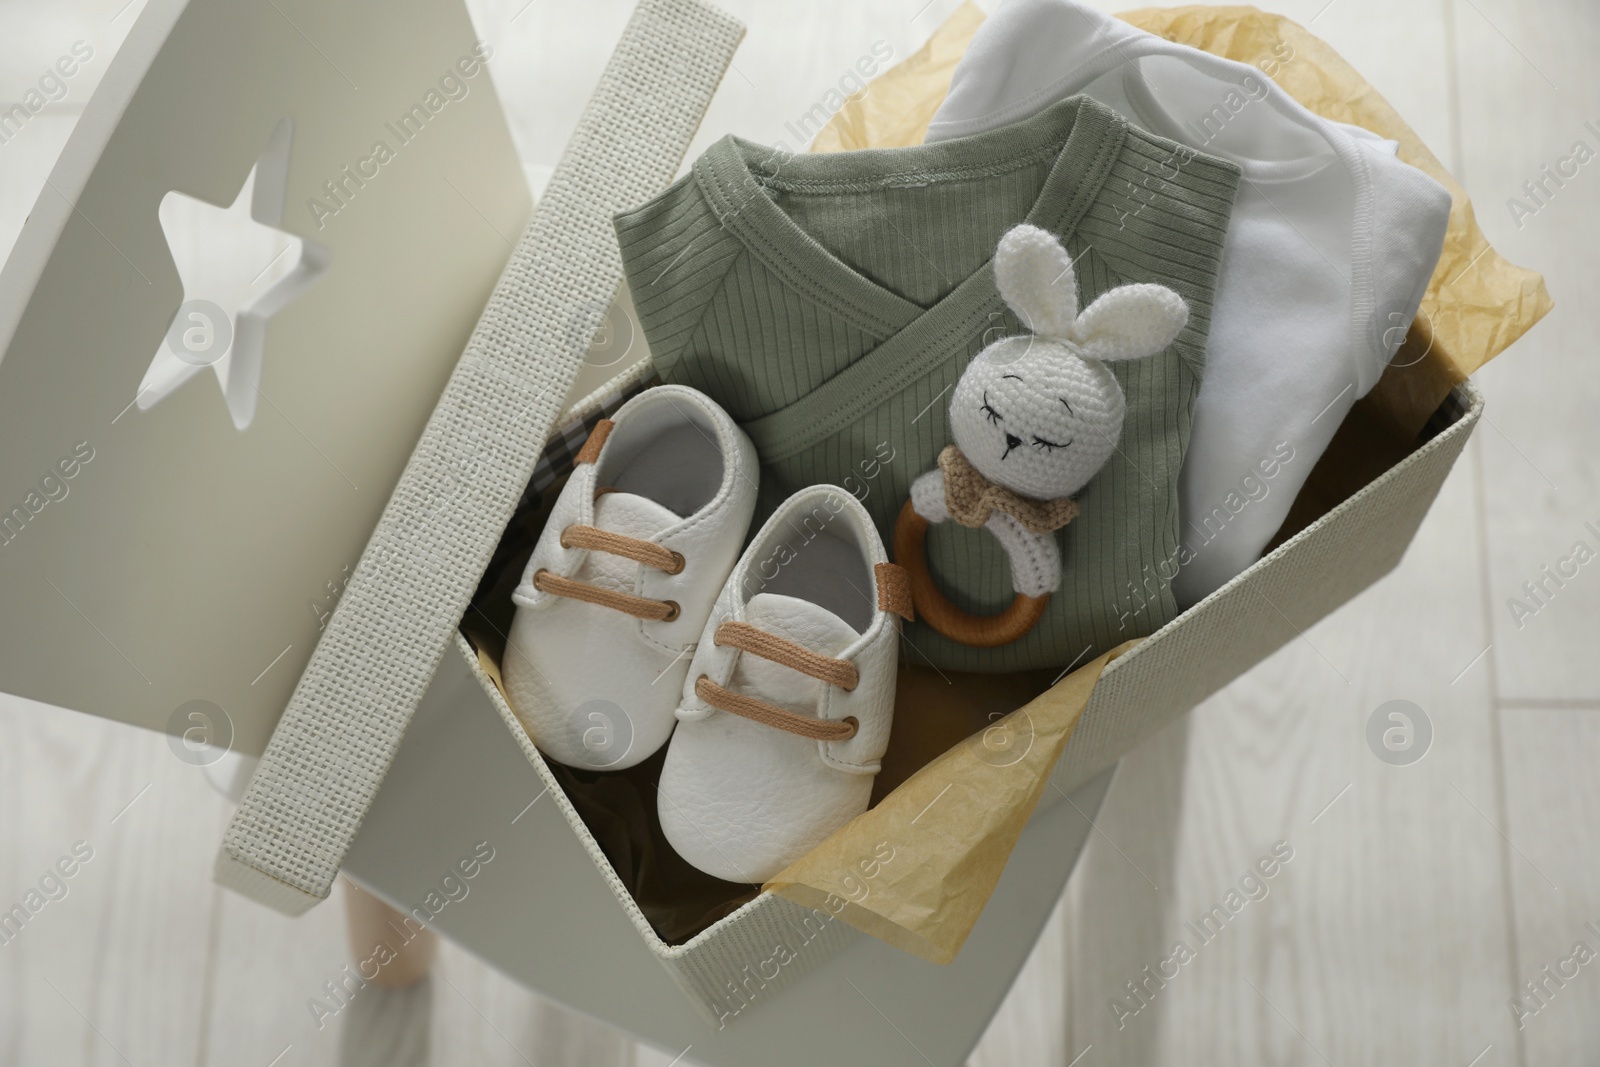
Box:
left=994, top=224, right=1078, bottom=338
left=1069, top=283, right=1188, bottom=363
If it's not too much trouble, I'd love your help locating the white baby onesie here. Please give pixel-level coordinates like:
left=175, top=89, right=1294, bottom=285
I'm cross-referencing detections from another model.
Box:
left=927, top=0, right=1452, bottom=607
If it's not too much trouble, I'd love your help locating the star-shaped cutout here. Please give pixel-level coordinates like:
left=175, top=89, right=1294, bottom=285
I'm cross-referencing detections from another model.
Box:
left=137, top=118, right=328, bottom=430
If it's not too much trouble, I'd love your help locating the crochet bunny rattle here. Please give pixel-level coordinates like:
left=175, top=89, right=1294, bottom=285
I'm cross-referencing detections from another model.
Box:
left=894, top=223, right=1189, bottom=647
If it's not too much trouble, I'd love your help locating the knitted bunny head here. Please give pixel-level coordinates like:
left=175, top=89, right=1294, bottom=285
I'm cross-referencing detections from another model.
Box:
left=949, top=224, right=1189, bottom=502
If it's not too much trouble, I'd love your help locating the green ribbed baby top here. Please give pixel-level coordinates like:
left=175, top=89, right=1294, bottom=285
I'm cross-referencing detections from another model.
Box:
left=614, top=96, right=1239, bottom=672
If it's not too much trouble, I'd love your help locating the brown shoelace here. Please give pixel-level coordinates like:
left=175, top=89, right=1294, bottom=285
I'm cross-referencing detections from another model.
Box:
left=694, top=620, right=860, bottom=741
left=532, top=524, right=684, bottom=622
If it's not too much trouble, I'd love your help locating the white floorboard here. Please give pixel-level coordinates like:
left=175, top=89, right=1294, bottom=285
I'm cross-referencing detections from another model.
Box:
left=1451, top=0, right=1600, bottom=703
left=1499, top=706, right=1600, bottom=1065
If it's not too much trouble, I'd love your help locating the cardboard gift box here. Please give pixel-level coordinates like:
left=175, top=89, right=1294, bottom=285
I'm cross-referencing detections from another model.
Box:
left=199, top=0, right=1527, bottom=1012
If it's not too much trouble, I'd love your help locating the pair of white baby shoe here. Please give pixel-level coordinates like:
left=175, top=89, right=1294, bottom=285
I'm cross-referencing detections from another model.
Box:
left=502, top=385, right=909, bottom=884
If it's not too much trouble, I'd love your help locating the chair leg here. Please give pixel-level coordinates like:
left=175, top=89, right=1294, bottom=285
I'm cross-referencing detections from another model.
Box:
left=341, top=875, right=439, bottom=988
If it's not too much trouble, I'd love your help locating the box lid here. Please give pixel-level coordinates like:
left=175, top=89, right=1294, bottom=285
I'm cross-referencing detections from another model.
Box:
left=0, top=0, right=529, bottom=755
left=214, top=0, right=743, bottom=914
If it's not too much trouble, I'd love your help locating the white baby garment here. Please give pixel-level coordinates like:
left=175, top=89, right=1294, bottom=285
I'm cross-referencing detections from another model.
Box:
left=927, top=0, right=1451, bottom=606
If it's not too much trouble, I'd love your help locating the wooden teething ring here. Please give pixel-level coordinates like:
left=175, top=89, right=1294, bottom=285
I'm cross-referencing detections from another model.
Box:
left=893, top=498, right=1051, bottom=648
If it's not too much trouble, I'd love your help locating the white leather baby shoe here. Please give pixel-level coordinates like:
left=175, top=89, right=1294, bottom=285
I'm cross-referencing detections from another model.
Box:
left=657, top=485, right=911, bottom=883
left=503, top=385, right=758, bottom=771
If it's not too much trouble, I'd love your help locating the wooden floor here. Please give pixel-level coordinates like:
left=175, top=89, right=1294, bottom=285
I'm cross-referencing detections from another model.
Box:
left=1, top=0, right=1596, bottom=1063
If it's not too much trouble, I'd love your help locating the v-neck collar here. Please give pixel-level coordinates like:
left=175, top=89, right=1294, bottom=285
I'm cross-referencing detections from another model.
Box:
left=693, top=95, right=1126, bottom=340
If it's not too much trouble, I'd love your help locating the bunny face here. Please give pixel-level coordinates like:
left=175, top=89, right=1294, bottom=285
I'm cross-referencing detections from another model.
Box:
left=944, top=223, right=1190, bottom=502
left=950, top=335, right=1125, bottom=500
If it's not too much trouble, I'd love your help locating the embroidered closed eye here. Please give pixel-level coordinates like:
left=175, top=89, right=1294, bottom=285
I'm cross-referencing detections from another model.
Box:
left=1031, top=434, right=1071, bottom=452
left=980, top=391, right=1004, bottom=425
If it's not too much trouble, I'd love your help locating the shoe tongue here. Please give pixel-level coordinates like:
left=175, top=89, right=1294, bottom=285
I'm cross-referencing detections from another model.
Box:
left=743, top=593, right=860, bottom=657
left=593, top=490, right=680, bottom=537
left=577, top=491, right=679, bottom=586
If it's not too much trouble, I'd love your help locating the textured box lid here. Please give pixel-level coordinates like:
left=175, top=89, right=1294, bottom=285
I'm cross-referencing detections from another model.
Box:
left=215, top=0, right=745, bottom=914
left=0, top=0, right=529, bottom=756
